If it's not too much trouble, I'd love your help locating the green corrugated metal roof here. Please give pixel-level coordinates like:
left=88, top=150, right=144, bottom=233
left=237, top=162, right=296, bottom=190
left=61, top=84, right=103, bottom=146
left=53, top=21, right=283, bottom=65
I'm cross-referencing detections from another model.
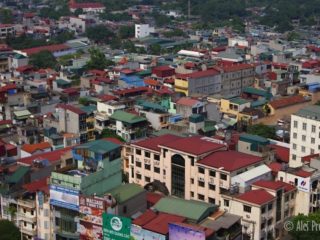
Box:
left=79, top=105, right=97, bottom=114
left=108, top=184, right=144, bottom=204
left=239, top=134, right=269, bottom=144
left=136, top=69, right=152, bottom=76
left=13, top=110, right=31, bottom=119
left=6, top=166, right=29, bottom=184
left=230, top=98, right=249, bottom=105
left=154, top=197, right=216, bottom=223
left=56, top=79, right=71, bottom=85
left=137, top=100, right=167, bottom=112
left=243, top=87, right=272, bottom=99
left=110, top=111, right=146, bottom=124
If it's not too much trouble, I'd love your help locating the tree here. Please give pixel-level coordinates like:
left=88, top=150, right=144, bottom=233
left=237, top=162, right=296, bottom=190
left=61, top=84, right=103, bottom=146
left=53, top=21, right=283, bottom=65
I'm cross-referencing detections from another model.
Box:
left=288, top=212, right=320, bottom=239
left=247, top=123, right=276, bottom=139
left=0, top=220, right=20, bottom=240
left=86, top=25, right=114, bottom=44
left=74, top=8, right=84, bottom=16
left=29, top=50, right=58, bottom=69
left=85, top=48, right=114, bottom=70
left=0, top=8, right=13, bottom=24
left=149, top=44, right=161, bottom=55
left=118, top=25, right=135, bottom=39
left=101, top=129, right=125, bottom=142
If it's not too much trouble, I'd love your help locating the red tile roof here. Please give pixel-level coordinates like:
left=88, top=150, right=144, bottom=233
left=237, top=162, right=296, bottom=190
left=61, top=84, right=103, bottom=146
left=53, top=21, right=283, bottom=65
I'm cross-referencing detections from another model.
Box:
left=0, top=24, right=14, bottom=28
left=295, top=169, right=313, bottom=178
left=133, top=210, right=158, bottom=226
left=269, top=95, right=308, bottom=109
left=221, top=63, right=254, bottom=72
left=21, top=44, right=70, bottom=56
left=133, top=134, right=183, bottom=152
left=198, top=150, right=262, bottom=172
left=21, top=142, right=52, bottom=154
left=69, top=1, right=105, bottom=9
left=147, top=192, right=163, bottom=207
left=142, top=213, right=186, bottom=235
left=112, top=86, right=149, bottom=96
left=152, top=65, right=173, bottom=72
left=236, top=189, right=275, bottom=205
left=160, top=136, right=225, bottom=155
left=56, top=104, right=85, bottom=114
left=270, top=144, right=289, bottom=163
left=0, top=120, right=12, bottom=126
left=15, top=65, right=33, bottom=73
left=23, top=177, right=49, bottom=194
left=98, top=94, right=118, bottom=102
left=18, top=146, right=73, bottom=165
left=0, top=84, right=17, bottom=92
left=176, top=97, right=200, bottom=107
left=267, top=162, right=282, bottom=175
left=253, top=180, right=296, bottom=192
left=302, top=153, right=320, bottom=163
left=176, top=69, right=219, bottom=79
left=144, top=78, right=161, bottom=86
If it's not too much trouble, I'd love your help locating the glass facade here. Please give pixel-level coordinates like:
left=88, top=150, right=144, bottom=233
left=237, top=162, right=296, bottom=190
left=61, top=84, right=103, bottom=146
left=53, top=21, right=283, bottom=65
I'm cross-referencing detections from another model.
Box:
left=171, top=155, right=185, bottom=198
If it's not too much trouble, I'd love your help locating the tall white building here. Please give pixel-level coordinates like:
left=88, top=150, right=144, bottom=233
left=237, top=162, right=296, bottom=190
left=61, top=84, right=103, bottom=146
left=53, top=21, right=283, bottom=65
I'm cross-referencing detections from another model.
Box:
left=290, top=105, right=320, bottom=167
left=135, top=24, right=155, bottom=39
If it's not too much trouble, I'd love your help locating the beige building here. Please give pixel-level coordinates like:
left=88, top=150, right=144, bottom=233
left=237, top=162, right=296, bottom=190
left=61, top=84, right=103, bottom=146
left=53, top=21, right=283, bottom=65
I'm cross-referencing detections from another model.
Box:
left=221, top=180, right=296, bottom=240
left=128, top=134, right=264, bottom=204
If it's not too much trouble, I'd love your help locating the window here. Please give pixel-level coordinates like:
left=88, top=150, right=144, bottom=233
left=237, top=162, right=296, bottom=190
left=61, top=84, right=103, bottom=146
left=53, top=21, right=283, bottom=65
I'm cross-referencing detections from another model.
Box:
left=145, top=176, right=150, bottom=182
left=302, top=135, right=306, bottom=141
left=285, top=195, right=289, bottom=202
left=190, top=191, right=194, bottom=197
left=302, top=146, right=306, bottom=153
left=198, top=167, right=205, bottom=174
left=209, top=198, right=215, bottom=204
left=189, top=156, right=195, bottom=166
left=261, top=206, right=266, bottom=214
left=268, top=218, right=273, bottom=225
left=293, top=121, right=298, bottom=128
left=209, top=170, right=216, bottom=177
left=312, top=125, right=316, bottom=133
left=243, top=205, right=251, bottom=213
left=145, top=151, right=151, bottom=158
left=198, top=181, right=205, bottom=187
left=144, top=164, right=151, bottom=170
left=312, top=138, right=315, bottom=144
left=268, top=203, right=273, bottom=211
left=261, top=222, right=266, bottom=229
left=136, top=173, right=142, bottom=179
left=293, top=132, right=297, bottom=139
left=154, top=167, right=160, bottom=173
left=224, top=199, right=229, bottom=207
left=293, top=143, right=297, bottom=150
left=136, top=149, right=141, bottom=155
left=303, top=123, right=307, bottom=130
left=135, top=161, right=142, bottom=168
left=209, top=184, right=216, bottom=191
left=154, top=154, right=160, bottom=161
left=311, top=149, right=315, bottom=154
left=292, top=154, right=296, bottom=160
left=220, top=173, right=227, bottom=180
left=198, top=194, right=205, bottom=201
left=291, top=192, right=295, bottom=199
left=191, top=178, right=194, bottom=184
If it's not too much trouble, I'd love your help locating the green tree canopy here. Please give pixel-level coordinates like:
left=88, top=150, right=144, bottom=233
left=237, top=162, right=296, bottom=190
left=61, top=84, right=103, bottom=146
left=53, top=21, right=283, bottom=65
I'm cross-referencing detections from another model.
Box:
left=86, top=25, right=115, bottom=44
left=118, top=25, right=135, bottom=39
left=0, top=220, right=20, bottom=240
left=288, top=212, right=320, bottom=239
left=85, top=48, right=114, bottom=70
left=29, top=50, right=58, bottom=69
left=101, top=128, right=125, bottom=142
left=0, top=8, right=13, bottom=24
left=247, top=123, right=276, bottom=139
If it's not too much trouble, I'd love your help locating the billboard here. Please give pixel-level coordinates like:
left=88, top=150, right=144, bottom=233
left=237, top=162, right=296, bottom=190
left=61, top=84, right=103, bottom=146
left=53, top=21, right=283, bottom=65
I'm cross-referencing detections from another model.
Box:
left=103, top=213, right=131, bottom=240
left=131, top=224, right=166, bottom=240
left=50, top=185, right=79, bottom=211
left=79, top=220, right=103, bottom=240
left=79, top=196, right=105, bottom=216
left=297, top=176, right=311, bottom=193
left=169, top=223, right=206, bottom=240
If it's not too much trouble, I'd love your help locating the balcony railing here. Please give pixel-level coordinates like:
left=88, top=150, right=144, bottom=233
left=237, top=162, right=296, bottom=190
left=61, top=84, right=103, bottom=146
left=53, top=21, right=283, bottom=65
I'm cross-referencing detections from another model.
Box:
left=17, top=212, right=37, bottom=222
left=20, top=226, right=37, bottom=236
left=17, top=199, right=36, bottom=208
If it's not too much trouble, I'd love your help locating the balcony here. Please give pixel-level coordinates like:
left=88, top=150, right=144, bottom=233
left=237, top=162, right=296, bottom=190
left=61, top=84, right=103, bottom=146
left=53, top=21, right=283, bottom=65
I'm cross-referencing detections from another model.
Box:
left=21, top=226, right=37, bottom=236
left=17, top=199, right=36, bottom=209
left=17, top=212, right=37, bottom=222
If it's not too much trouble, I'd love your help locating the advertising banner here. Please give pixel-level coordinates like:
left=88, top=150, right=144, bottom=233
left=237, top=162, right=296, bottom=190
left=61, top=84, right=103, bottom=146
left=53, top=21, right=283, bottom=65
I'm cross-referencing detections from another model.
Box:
left=169, top=223, right=206, bottom=240
left=79, top=220, right=103, bottom=240
left=79, top=196, right=105, bottom=216
left=50, top=185, right=79, bottom=211
left=102, top=213, right=131, bottom=240
left=131, top=224, right=166, bottom=240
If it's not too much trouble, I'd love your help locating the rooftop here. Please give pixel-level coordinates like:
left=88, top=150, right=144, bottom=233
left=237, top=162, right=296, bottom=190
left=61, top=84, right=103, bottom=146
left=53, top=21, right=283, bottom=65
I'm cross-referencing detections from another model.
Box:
left=176, top=69, right=220, bottom=79
left=198, top=150, right=262, bottom=172
left=236, top=189, right=275, bottom=205
left=56, top=104, right=85, bottom=115
left=269, top=95, right=309, bottom=110
left=253, top=180, right=296, bottom=192
left=110, top=110, right=146, bottom=124
left=154, top=197, right=216, bottom=223
left=294, top=105, right=320, bottom=120
left=107, top=184, right=144, bottom=204
left=21, top=142, right=52, bottom=154
left=21, top=44, right=70, bottom=56
left=229, top=97, right=249, bottom=105
left=133, top=134, right=182, bottom=152
left=160, top=136, right=225, bottom=156
left=74, top=139, right=119, bottom=154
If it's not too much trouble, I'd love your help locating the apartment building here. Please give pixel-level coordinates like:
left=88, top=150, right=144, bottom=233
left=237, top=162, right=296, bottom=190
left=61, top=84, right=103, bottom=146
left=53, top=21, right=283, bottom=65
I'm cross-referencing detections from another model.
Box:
left=221, top=180, right=296, bottom=240
left=135, top=24, right=155, bottom=39
left=0, top=24, right=16, bottom=39
left=218, top=64, right=255, bottom=97
left=109, top=110, right=148, bottom=142
left=128, top=134, right=265, bottom=204
left=175, top=69, right=221, bottom=96
left=290, top=105, right=320, bottom=167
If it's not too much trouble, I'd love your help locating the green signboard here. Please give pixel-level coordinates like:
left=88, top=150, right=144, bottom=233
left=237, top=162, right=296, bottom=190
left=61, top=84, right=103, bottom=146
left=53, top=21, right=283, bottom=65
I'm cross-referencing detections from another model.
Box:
left=103, top=213, right=132, bottom=240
